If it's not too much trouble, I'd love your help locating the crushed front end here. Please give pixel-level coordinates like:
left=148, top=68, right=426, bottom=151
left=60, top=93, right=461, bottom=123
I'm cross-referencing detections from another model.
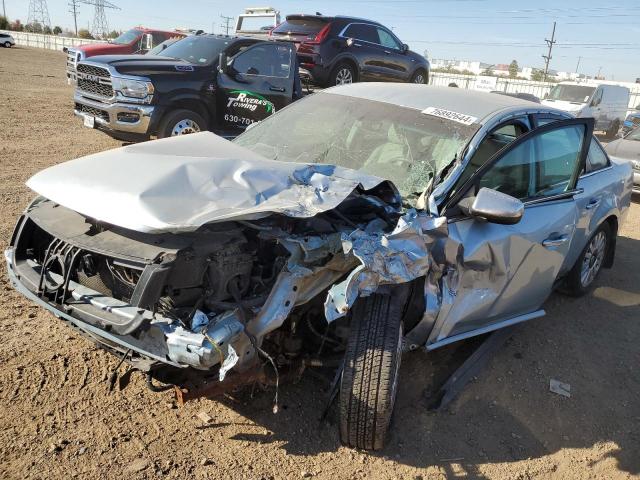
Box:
left=6, top=187, right=402, bottom=384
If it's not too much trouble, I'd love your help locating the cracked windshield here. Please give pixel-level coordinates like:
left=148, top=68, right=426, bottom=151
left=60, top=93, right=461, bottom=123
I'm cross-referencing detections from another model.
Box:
left=234, top=92, right=477, bottom=199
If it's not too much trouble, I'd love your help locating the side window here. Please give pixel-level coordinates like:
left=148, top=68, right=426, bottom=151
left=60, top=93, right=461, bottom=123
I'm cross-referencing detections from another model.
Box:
left=151, top=32, right=165, bottom=48
left=585, top=138, right=609, bottom=172
left=231, top=44, right=291, bottom=78
left=477, top=124, right=585, bottom=200
left=376, top=28, right=401, bottom=50
left=452, top=120, right=528, bottom=195
left=343, top=24, right=378, bottom=43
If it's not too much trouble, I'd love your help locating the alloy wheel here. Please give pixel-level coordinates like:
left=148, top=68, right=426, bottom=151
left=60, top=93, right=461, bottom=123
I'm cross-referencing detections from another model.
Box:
left=335, top=68, right=353, bottom=85
left=413, top=74, right=425, bottom=84
left=580, top=231, right=607, bottom=287
left=171, top=119, right=201, bottom=136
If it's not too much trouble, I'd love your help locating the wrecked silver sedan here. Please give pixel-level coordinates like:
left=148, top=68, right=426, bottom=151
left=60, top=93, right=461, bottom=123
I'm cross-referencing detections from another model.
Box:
left=6, top=85, right=633, bottom=450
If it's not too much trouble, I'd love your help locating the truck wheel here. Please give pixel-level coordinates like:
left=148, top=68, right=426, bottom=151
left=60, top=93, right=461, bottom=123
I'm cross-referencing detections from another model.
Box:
left=329, top=62, right=356, bottom=86
left=606, top=120, right=620, bottom=139
left=339, top=293, right=404, bottom=450
left=564, top=223, right=611, bottom=297
left=157, top=109, right=206, bottom=138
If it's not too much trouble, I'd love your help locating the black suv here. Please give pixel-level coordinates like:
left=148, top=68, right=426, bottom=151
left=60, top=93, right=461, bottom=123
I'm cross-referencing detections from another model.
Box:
left=270, top=15, right=430, bottom=87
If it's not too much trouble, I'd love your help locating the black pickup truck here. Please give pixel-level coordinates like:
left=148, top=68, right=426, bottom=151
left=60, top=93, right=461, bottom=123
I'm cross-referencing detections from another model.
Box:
left=72, top=34, right=302, bottom=142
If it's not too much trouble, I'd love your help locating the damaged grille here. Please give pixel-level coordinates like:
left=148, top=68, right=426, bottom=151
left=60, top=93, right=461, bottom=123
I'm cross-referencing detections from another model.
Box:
left=632, top=116, right=640, bottom=126
left=75, top=103, right=109, bottom=122
left=23, top=223, right=143, bottom=305
left=76, top=63, right=113, bottom=99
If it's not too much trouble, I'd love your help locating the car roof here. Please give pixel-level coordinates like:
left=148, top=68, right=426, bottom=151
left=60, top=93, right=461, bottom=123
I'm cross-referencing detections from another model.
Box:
left=284, top=14, right=382, bottom=26
left=324, top=83, right=558, bottom=123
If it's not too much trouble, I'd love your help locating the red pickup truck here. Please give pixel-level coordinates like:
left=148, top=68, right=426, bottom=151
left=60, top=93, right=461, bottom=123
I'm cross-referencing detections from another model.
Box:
left=65, top=27, right=185, bottom=82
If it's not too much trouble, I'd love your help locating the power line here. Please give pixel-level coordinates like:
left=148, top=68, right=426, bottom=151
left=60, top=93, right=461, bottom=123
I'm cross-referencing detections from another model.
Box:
left=27, top=0, right=51, bottom=29
left=76, top=0, right=120, bottom=38
left=219, top=14, right=234, bottom=35
left=68, top=0, right=80, bottom=36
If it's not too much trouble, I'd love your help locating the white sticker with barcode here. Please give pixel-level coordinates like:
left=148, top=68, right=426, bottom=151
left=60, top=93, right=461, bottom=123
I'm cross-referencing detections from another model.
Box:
left=422, top=107, right=478, bottom=125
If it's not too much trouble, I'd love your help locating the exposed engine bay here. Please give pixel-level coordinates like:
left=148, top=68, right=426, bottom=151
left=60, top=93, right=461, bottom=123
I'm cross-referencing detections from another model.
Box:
left=8, top=178, right=410, bottom=377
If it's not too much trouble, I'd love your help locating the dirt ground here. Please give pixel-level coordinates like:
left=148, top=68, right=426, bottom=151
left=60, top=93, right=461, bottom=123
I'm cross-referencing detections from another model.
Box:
left=0, top=47, right=638, bottom=480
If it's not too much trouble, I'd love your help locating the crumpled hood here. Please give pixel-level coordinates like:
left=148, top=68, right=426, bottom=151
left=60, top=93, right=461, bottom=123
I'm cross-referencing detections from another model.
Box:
left=26, top=132, right=390, bottom=233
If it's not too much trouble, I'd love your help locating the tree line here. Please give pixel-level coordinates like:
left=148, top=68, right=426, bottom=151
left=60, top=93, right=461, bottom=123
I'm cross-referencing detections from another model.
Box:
left=0, top=15, right=120, bottom=40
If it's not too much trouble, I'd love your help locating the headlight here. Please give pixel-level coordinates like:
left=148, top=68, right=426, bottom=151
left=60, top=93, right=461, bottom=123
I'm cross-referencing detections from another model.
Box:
left=112, top=77, right=154, bottom=99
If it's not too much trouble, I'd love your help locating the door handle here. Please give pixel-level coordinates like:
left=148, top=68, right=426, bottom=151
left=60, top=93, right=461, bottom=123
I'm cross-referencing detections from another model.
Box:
left=353, top=43, right=362, bottom=47
left=542, top=235, right=569, bottom=248
left=585, top=198, right=600, bottom=210
left=384, top=50, right=391, bottom=54
left=269, top=86, right=285, bottom=92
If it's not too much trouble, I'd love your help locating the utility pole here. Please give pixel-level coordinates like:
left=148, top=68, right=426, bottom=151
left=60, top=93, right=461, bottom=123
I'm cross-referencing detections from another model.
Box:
left=3, top=0, right=6, bottom=20
left=596, top=66, right=603, bottom=79
left=68, top=0, right=79, bottom=35
left=220, top=14, right=233, bottom=35
left=542, top=21, right=556, bottom=83
left=575, top=56, right=581, bottom=74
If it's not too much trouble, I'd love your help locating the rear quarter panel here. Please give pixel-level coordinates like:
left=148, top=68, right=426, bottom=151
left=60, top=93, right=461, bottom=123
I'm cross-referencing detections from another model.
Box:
left=563, top=157, right=633, bottom=273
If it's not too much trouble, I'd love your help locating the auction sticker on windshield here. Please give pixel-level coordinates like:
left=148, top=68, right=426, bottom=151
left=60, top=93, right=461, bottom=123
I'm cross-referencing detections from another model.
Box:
left=422, top=107, right=477, bottom=126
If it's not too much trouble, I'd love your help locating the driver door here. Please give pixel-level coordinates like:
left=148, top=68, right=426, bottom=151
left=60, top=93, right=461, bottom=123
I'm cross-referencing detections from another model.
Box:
left=427, top=118, right=594, bottom=346
left=217, top=42, right=297, bottom=130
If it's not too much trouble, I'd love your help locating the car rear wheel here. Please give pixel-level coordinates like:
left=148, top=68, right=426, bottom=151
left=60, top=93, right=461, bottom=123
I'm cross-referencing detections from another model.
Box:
left=339, top=293, right=404, bottom=450
left=4, top=42, right=11, bottom=48
left=564, top=223, right=611, bottom=296
left=329, top=62, right=356, bottom=86
left=157, top=109, right=206, bottom=139
left=410, top=70, right=427, bottom=84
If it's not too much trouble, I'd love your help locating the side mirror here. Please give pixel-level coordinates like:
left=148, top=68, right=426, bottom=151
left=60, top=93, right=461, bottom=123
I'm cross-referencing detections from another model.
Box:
left=401, top=43, right=409, bottom=53
left=460, top=188, right=524, bottom=225
left=218, top=52, right=228, bottom=74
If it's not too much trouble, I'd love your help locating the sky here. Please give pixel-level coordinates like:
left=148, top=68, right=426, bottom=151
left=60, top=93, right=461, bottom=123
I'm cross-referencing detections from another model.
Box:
left=5, top=0, right=640, bottom=81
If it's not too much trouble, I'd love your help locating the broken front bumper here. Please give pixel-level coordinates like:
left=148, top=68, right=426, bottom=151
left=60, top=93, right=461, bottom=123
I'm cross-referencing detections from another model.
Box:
left=5, top=245, right=249, bottom=373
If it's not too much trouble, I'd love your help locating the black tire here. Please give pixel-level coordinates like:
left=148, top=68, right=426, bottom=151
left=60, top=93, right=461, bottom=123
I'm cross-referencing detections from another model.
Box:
left=339, top=293, right=404, bottom=450
left=606, top=120, right=620, bottom=139
left=564, top=223, right=611, bottom=297
left=157, top=109, right=206, bottom=139
left=4, top=42, right=11, bottom=48
left=410, top=69, right=428, bottom=84
left=328, top=62, right=357, bottom=86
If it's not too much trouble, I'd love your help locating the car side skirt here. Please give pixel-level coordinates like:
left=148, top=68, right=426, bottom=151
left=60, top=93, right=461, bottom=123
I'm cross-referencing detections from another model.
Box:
left=425, top=309, right=545, bottom=351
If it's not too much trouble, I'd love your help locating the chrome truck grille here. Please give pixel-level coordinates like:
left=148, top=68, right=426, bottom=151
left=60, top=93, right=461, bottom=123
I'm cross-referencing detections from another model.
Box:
left=76, top=63, right=113, bottom=99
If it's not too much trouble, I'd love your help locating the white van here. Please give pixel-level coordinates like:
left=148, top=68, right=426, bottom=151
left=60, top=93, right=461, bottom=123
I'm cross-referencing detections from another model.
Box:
left=542, top=82, right=630, bottom=137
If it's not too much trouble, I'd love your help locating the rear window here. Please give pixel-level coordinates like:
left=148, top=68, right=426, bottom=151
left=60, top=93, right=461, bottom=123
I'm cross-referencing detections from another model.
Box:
left=272, top=18, right=328, bottom=35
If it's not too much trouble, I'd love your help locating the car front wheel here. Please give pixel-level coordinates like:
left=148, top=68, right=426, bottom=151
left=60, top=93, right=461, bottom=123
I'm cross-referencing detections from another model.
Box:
left=157, top=109, right=206, bottom=139
left=339, top=292, right=404, bottom=450
left=564, top=223, right=611, bottom=296
left=410, top=70, right=428, bottom=84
